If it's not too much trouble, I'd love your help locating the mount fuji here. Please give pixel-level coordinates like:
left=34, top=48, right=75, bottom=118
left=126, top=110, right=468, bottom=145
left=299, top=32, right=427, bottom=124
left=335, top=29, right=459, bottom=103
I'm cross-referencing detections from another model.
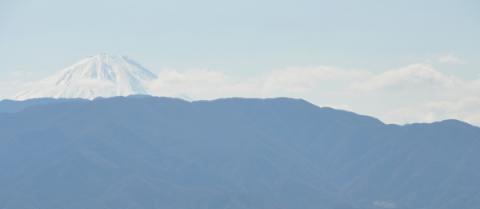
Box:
left=14, top=53, right=158, bottom=100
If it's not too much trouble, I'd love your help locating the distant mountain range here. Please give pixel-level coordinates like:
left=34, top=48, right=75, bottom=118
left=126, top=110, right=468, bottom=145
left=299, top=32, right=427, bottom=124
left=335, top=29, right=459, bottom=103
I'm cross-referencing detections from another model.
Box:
left=0, top=96, right=479, bottom=209
left=14, top=53, right=157, bottom=100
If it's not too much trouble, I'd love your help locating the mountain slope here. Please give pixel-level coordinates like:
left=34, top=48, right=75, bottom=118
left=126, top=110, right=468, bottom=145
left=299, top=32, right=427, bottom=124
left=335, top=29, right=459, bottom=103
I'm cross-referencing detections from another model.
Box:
left=14, top=54, right=157, bottom=100
left=0, top=97, right=479, bottom=209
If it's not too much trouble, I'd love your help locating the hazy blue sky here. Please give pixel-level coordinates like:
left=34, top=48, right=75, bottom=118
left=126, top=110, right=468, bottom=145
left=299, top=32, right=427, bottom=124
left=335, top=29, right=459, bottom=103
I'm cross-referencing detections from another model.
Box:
left=1, top=0, right=480, bottom=125
left=1, top=0, right=479, bottom=77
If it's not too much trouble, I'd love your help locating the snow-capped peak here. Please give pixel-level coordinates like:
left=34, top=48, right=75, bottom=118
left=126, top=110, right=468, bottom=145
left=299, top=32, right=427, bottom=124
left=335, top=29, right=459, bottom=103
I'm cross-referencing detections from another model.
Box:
left=14, top=54, right=158, bottom=100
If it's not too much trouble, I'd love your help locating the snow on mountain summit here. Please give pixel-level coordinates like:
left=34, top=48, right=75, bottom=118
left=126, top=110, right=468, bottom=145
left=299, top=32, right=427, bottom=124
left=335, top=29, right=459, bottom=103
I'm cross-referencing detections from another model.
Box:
left=14, top=54, right=158, bottom=100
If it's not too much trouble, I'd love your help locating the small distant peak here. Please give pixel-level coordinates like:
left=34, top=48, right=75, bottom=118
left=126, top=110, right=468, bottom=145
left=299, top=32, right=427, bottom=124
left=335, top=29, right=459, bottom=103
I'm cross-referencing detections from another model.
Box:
left=406, top=119, right=480, bottom=129
left=437, top=119, right=471, bottom=126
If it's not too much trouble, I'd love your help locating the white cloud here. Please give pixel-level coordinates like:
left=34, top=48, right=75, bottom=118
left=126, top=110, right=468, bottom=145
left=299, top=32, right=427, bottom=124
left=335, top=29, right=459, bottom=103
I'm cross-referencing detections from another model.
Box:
left=353, top=64, right=457, bottom=91
left=148, top=69, right=262, bottom=99
left=147, top=64, right=480, bottom=126
left=347, top=64, right=480, bottom=125
left=148, top=66, right=367, bottom=102
left=437, top=54, right=465, bottom=64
